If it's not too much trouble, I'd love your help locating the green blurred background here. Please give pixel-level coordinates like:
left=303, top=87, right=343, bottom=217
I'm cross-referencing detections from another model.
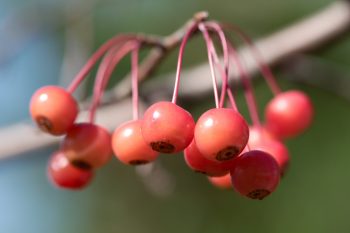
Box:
left=1, top=0, right=350, bottom=232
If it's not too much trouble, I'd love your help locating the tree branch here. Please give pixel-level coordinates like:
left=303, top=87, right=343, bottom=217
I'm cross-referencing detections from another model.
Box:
left=1, top=1, right=350, bottom=160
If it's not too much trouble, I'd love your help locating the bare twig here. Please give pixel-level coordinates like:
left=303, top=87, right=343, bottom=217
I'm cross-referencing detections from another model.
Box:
left=1, top=1, right=350, bottom=159
left=282, top=54, right=350, bottom=101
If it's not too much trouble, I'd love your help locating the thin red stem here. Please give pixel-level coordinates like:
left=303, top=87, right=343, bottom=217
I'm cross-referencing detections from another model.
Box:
left=221, top=23, right=281, bottom=95
left=203, top=24, right=260, bottom=125
left=67, top=35, right=136, bottom=93
left=204, top=22, right=230, bottom=108
left=88, top=40, right=139, bottom=122
left=205, top=21, right=230, bottom=106
left=131, top=45, right=140, bottom=120
left=201, top=27, right=236, bottom=110
left=198, top=23, right=220, bottom=108
left=227, top=41, right=261, bottom=126
left=171, top=22, right=200, bottom=104
left=208, top=50, right=228, bottom=108
left=226, top=86, right=238, bottom=111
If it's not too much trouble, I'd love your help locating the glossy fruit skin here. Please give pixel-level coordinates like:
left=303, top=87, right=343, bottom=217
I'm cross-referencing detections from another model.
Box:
left=194, top=108, right=249, bottom=162
left=248, top=126, right=289, bottom=175
left=48, top=151, right=93, bottom=190
left=112, top=120, right=159, bottom=165
left=248, top=126, right=276, bottom=146
left=250, top=140, right=290, bottom=176
left=30, top=86, right=78, bottom=135
left=141, top=101, right=195, bottom=153
left=230, top=150, right=280, bottom=200
left=208, top=174, right=233, bottom=189
left=184, top=140, right=236, bottom=177
left=61, top=123, right=112, bottom=169
left=265, top=90, right=313, bottom=139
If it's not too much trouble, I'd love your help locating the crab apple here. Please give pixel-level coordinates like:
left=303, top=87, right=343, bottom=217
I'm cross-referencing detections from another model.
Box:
left=61, top=123, right=112, bottom=169
left=194, top=108, right=249, bottom=162
left=141, top=101, right=195, bottom=153
left=247, top=125, right=289, bottom=175
left=230, top=150, right=280, bottom=200
left=208, top=173, right=233, bottom=189
left=265, top=90, right=314, bottom=139
left=184, top=140, right=236, bottom=176
left=248, top=125, right=276, bottom=146
left=30, top=86, right=78, bottom=135
left=249, top=140, right=290, bottom=176
left=112, top=120, right=159, bottom=165
left=48, top=151, right=94, bottom=190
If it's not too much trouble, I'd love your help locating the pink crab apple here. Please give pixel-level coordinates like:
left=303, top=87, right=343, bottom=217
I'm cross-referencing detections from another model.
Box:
left=112, top=120, right=159, bottom=165
left=265, top=90, right=314, bottom=139
left=250, top=140, right=290, bottom=176
left=248, top=126, right=290, bottom=175
left=48, top=151, right=94, bottom=190
left=30, top=86, right=78, bottom=135
left=208, top=173, right=233, bottom=189
left=248, top=125, right=276, bottom=146
left=194, top=108, right=249, bottom=162
left=230, top=150, right=280, bottom=200
left=184, top=139, right=236, bottom=176
left=61, top=123, right=112, bottom=169
left=141, top=101, right=195, bottom=153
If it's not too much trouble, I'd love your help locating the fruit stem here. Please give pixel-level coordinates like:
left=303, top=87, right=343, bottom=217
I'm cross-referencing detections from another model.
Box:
left=221, top=23, right=281, bottom=95
left=88, top=40, right=140, bottom=122
left=203, top=22, right=230, bottom=109
left=227, top=41, right=261, bottom=127
left=171, top=22, right=200, bottom=104
left=131, top=45, right=140, bottom=120
left=226, top=86, right=238, bottom=111
left=67, top=35, right=136, bottom=94
left=198, top=23, right=220, bottom=108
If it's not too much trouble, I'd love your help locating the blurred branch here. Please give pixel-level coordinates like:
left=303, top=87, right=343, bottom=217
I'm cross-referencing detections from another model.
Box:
left=0, top=98, right=143, bottom=159
left=282, top=54, right=350, bottom=101
left=1, top=1, right=350, bottom=159
left=103, top=12, right=208, bottom=101
left=142, top=0, right=350, bottom=99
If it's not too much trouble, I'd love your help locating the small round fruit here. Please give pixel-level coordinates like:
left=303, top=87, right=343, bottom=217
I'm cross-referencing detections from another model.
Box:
left=48, top=151, right=93, bottom=190
left=194, top=108, right=249, bottom=162
left=61, top=123, right=112, bottom=169
left=112, top=120, right=159, bottom=165
left=250, top=140, right=290, bottom=176
left=248, top=125, right=276, bottom=146
left=30, top=86, right=78, bottom=135
left=265, top=90, right=313, bottom=139
left=230, top=150, right=280, bottom=200
left=184, top=140, right=236, bottom=176
left=208, top=174, right=232, bottom=189
left=141, top=101, right=195, bottom=153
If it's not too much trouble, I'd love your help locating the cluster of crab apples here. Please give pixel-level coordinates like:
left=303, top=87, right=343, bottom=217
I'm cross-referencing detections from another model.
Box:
left=29, top=16, right=313, bottom=200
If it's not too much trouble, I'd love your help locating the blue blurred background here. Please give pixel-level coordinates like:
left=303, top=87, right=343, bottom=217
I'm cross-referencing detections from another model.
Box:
left=1, top=0, right=350, bottom=232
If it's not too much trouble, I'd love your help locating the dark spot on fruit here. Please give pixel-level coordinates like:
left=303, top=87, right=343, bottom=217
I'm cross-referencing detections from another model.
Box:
left=129, top=160, right=149, bottom=165
left=215, top=146, right=239, bottom=161
left=150, top=141, right=175, bottom=153
left=71, top=160, right=92, bottom=170
left=247, top=189, right=270, bottom=200
left=36, top=116, right=53, bottom=133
